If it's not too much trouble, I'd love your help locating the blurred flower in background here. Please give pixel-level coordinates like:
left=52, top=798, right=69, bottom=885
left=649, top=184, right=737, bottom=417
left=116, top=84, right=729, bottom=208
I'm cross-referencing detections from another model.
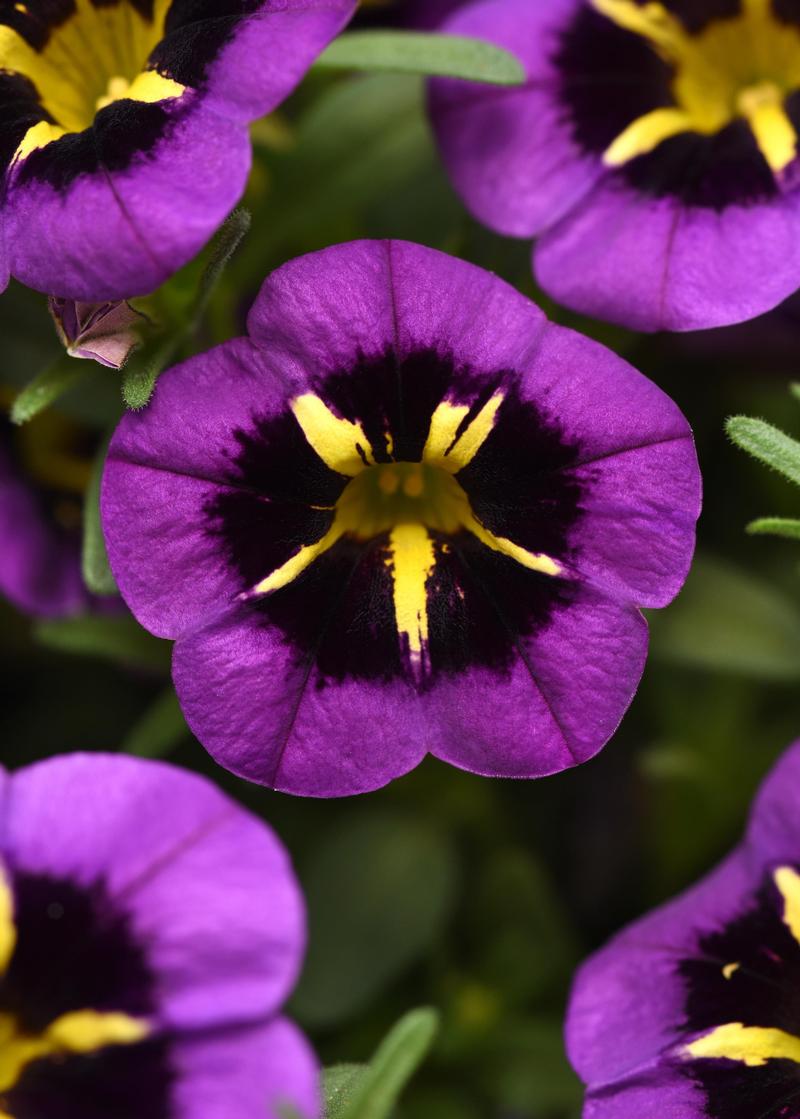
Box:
left=567, top=737, right=800, bottom=1119
left=0, top=0, right=356, bottom=300
left=430, top=0, right=800, bottom=331
left=101, top=239, right=700, bottom=796
left=0, top=753, right=316, bottom=1119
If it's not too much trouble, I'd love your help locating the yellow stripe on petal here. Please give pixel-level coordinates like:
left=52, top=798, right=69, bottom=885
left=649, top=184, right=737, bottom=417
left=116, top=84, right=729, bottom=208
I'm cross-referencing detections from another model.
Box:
left=465, top=512, right=561, bottom=577
left=387, top=524, right=436, bottom=668
left=590, top=0, right=688, bottom=51
left=775, top=866, right=800, bottom=944
left=603, top=107, right=697, bottom=166
left=14, top=120, right=66, bottom=162
left=737, top=83, right=798, bottom=172
left=45, top=1010, right=149, bottom=1053
left=0, top=867, right=17, bottom=976
left=685, top=1022, right=800, bottom=1067
left=252, top=522, right=344, bottom=595
left=291, top=394, right=375, bottom=477
left=424, top=394, right=503, bottom=473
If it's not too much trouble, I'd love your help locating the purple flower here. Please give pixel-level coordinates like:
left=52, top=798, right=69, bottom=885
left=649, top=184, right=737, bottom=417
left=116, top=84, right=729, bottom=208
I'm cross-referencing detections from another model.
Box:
left=0, top=415, right=90, bottom=617
left=0, top=0, right=355, bottom=302
left=566, top=739, right=800, bottom=1119
left=429, top=0, right=800, bottom=332
left=101, top=239, right=700, bottom=797
left=0, top=752, right=316, bottom=1119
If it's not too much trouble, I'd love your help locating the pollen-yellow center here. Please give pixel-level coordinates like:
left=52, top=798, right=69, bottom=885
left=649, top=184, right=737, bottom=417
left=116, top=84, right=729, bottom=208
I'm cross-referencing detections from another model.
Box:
left=4, top=0, right=184, bottom=161
left=594, top=0, right=800, bottom=173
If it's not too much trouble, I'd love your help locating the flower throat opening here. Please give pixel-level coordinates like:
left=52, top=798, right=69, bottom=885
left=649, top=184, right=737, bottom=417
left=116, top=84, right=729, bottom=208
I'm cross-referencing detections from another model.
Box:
left=4, top=0, right=184, bottom=160
left=593, top=0, right=800, bottom=174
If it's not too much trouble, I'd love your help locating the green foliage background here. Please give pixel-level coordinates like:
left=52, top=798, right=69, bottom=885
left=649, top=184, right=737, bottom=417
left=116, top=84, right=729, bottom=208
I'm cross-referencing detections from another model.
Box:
left=4, top=63, right=800, bottom=1118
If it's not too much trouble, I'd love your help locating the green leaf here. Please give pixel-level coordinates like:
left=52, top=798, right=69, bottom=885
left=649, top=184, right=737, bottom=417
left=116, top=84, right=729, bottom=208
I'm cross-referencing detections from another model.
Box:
left=340, top=1008, right=440, bottom=1119
left=324, top=1065, right=368, bottom=1119
left=121, top=337, right=176, bottom=411
left=121, top=209, right=251, bottom=410
left=11, top=357, right=93, bottom=425
left=81, top=436, right=118, bottom=595
left=727, top=415, right=800, bottom=489
left=291, top=811, right=457, bottom=1028
left=316, top=31, right=525, bottom=86
left=34, top=615, right=171, bottom=673
left=790, top=382, right=800, bottom=404
left=747, top=516, right=800, bottom=540
left=650, top=554, right=800, bottom=679
left=122, top=687, right=188, bottom=758
left=192, top=208, right=251, bottom=325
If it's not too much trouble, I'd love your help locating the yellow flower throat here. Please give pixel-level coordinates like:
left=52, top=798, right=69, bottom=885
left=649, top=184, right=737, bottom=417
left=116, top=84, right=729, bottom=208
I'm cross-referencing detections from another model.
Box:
left=593, top=0, right=800, bottom=173
left=3, top=0, right=184, bottom=161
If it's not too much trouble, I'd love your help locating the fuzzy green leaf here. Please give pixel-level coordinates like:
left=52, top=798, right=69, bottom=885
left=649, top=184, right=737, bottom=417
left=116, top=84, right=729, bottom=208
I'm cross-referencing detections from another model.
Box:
left=727, top=415, right=800, bottom=489
left=747, top=516, right=800, bottom=540
left=324, top=1065, right=368, bottom=1119
left=340, top=1008, right=440, bottom=1119
left=81, top=436, right=118, bottom=595
left=34, top=616, right=170, bottom=672
left=316, top=31, right=525, bottom=86
left=11, top=357, right=92, bottom=425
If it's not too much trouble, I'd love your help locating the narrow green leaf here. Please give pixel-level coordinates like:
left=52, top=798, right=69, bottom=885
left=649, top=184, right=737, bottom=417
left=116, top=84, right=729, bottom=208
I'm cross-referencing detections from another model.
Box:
left=193, top=208, right=251, bottom=324
left=122, top=687, right=188, bottom=758
left=316, top=31, right=525, bottom=87
left=324, top=1065, right=368, bottom=1119
left=121, top=338, right=176, bottom=410
left=650, top=554, right=800, bottom=679
left=726, top=415, right=800, bottom=489
left=747, top=516, right=800, bottom=540
left=34, top=615, right=171, bottom=673
left=120, top=209, right=250, bottom=411
left=11, top=357, right=92, bottom=425
left=81, top=436, right=118, bottom=595
left=341, top=1008, right=440, bottom=1119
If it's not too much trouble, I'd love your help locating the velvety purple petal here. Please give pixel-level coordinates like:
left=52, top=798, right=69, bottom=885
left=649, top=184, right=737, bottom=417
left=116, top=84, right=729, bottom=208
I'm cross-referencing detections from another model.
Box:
left=4, top=754, right=305, bottom=1030
left=746, top=739, right=800, bottom=867
left=566, top=850, right=754, bottom=1086
left=428, top=586, right=648, bottom=778
left=6, top=98, right=250, bottom=301
left=172, top=605, right=429, bottom=797
left=0, top=439, right=86, bottom=617
left=582, top=1065, right=704, bottom=1119
left=247, top=239, right=397, bottom=373
left=201, top=1, right=357, bottom=125
left=536, top=179, right=800, bottom=332
left=173, top=1016, right=319, bottom=1119
left=428, top=0, right=600, bottom=237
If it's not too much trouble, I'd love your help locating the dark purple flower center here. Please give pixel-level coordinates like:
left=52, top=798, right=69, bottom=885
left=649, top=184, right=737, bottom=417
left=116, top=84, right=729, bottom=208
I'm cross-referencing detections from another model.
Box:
left=555, top=0, right=800, bottom=209
left=207, top=347, right=585, bottom=690
left=677, top=864, right=800, bottom=1117
left=0, top=868, right=172, bottom=1119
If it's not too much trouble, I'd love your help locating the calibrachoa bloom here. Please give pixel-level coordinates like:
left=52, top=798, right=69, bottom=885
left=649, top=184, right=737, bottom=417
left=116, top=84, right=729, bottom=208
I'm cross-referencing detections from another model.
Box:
left=49, top=297, right=148, bottom=369
left=0, top=752, right=316, bottom=1118
left=567, top=739, right=800, bottom=1119
left=0, top=414, right=89, bottom=617
left=429, top=0, right=800, bottom=332
left=101, top=240, right=700, bottom=797
left=0, top=0, right=355, bottom=301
